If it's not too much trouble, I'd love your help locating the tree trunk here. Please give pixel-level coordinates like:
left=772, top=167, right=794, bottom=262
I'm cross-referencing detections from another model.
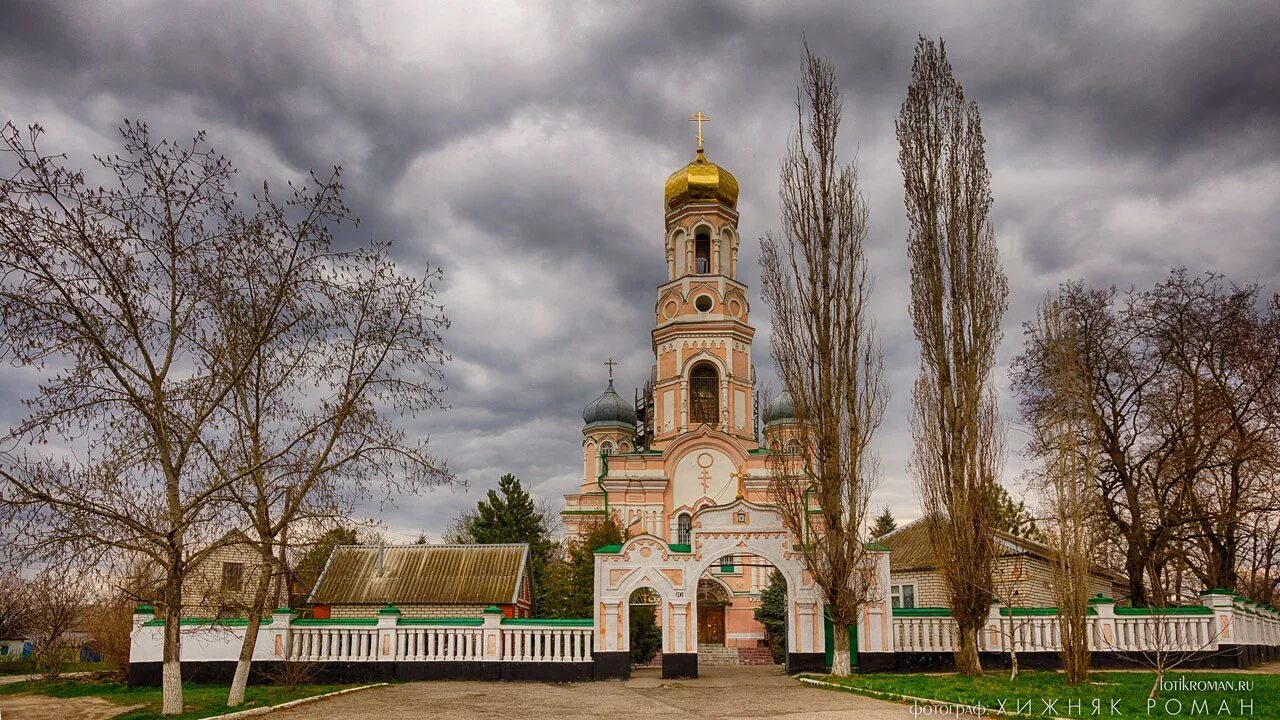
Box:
left=1125, top=542, right=1149, bottom=607
left=955, top=625, right=983, bottom=676
left=830, top=623, right=852, bottom=676
left=228, top=555, right=275, bottom=706
left=161, top=579, right=184, bottom=715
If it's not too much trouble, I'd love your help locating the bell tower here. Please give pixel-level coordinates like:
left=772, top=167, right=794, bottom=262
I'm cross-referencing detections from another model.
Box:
left=648, top=115, right=757, bottom=448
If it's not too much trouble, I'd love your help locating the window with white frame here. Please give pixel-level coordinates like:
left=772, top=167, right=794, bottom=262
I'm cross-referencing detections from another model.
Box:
left=890, top=583, right=916, bottom=609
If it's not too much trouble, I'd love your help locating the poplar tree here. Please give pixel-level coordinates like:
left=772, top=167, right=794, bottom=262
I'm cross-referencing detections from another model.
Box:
left=897, top=37, right=1008, bottom=675
left=760, top=45, right=887, bottom=677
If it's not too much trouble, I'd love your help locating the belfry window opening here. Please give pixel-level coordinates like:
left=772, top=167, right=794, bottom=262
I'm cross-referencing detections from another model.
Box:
left=694, top=232, right=711, bottom=274
left=689, top=363, right=719, bottom=425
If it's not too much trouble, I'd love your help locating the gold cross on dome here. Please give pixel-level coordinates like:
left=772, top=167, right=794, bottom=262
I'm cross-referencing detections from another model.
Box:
left=688, top=111, right=711, bottom=151
left=604, top=357, right=618, bottom=381
left=730, top=465, right=748, bottom=499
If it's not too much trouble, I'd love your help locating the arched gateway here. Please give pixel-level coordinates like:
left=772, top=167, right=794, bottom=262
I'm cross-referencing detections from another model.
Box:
left=593, top=498, right=829, bottom=679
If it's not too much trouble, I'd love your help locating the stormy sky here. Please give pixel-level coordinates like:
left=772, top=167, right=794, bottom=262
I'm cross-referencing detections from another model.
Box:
left=1, top=1, right=1277, bottom=543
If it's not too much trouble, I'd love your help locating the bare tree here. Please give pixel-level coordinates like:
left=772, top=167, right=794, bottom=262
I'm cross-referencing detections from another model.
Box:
left=26, top=570, right=90, bottom=678
left=1027, top=294, right=1095, bottom=685
left=216, top=217, right=452, bottom=705
left=1013, top=272, right=1280, bottom=606
left=760, top=45, right=886, bottom=677
left=0, top=121, right=343, bottom=713
left=897, top=36, right=1008, bottom=675
left=0, top=572, right=33, bottom=642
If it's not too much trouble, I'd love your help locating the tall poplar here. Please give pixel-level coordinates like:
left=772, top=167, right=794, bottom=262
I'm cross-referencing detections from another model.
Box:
left=896, top=37, right=1008, bottom=676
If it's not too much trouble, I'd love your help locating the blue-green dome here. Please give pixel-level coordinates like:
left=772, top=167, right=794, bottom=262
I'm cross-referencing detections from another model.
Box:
left=763, top=392, right=797, bottom=426
left=583, top=381, right=637, bottom=428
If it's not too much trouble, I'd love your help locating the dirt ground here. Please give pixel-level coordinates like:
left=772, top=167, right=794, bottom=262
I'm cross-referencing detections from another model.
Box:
left=0, top=693, right=143, bottom=720
left=265, top=666, right=907, bottom=720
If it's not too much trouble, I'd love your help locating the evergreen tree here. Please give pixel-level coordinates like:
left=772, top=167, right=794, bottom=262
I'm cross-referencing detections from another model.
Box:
left=628, top=599, right=663, bottom=666
left=461, top=474, right=557, bottom=615
left=870, top=507, right=897, bottom=538
left=991, top=484, right=1044, bottom=542
left=753, top=570, right=788, bottom=664
left=541, top=518, right=623, bottom=618
left=294, top=527, right=360, bottom=598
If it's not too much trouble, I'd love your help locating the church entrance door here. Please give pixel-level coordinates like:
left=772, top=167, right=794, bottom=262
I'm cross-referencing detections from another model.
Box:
left=698, top=605, right=725, bottom=645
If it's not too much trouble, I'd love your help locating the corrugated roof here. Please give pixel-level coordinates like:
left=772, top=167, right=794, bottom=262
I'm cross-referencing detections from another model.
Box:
left=879, top=516, right=1127, bottom=583
left=308, top=543, right=529, bottom=605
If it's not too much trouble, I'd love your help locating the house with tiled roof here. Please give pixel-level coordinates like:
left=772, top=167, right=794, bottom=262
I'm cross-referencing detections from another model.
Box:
left=876, top=517, right=1128, bottom=610
left=307, top=543, right=533, bottom=619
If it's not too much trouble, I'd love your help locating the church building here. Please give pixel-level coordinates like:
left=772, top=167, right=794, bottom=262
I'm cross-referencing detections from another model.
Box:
left=562, top=124, right=799, bottom=661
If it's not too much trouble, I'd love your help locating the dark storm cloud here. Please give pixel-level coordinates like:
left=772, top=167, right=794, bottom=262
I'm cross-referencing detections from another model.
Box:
left=1, top=0, right=1277, bottom=539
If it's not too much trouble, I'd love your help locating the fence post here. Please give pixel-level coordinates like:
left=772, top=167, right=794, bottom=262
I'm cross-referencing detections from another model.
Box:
left=1088, top=595, right=1116, bottom=650
left=1200, top=589, right=1236, bottom=647
left=132, top=604, right=155, bottom=632
left=376, top=604, right=401, bottom=659
left=985, top=603, right=1004, bottom=653
left=482, top=605, right=504, bottom=663
left=270, top=607, right=296, bottom=659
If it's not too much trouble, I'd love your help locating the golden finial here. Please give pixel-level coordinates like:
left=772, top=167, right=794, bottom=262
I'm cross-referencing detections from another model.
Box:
left=688, top=111, right=711, bottom=152
left=730, top=465, right=748, bottom=499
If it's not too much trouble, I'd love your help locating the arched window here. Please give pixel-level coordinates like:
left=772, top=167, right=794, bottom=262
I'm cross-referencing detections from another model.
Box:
left=676, top=513, right=692, bottom=544
left=695, top=232, right=711, bottom=274
left=597, top=441, right=613, bottom=475
left=785, top=438, right=800, bottom=454
left=689, top=364, right=719, bottom=425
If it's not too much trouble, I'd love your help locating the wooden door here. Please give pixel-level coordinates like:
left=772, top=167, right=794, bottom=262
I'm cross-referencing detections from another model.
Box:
left=698, top=605, right=725, bottom=645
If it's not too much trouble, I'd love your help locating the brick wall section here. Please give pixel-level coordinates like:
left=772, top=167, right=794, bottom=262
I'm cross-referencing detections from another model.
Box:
left=328, top=603, right=490, bottom=619
left=889, top=569, right=951, bottom=607
left=182, top=540, right=268, bottom=618
left=892, top=557, right=1118, bottom=609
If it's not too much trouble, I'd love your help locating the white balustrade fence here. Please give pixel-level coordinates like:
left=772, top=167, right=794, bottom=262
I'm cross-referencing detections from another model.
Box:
left=889, top=593, right=1280, bottom=658
left=129, top=607, right=594, bottom=666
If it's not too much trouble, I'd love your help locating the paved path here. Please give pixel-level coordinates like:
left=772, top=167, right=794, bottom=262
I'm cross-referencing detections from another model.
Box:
left=267, top=666, right=907, bottom=720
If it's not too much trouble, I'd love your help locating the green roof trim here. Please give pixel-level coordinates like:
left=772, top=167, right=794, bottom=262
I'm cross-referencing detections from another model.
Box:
left=1087, top=595, right=1115, bottom=604
left=134, top=604, right=155, bottom=614
left=291, top=618, right=379, bottom=626
left=1114, top=606, right=1212, bottom=616
left=482, top=605, right=504, bottom=615
left=1000, top=607, right=1097, bottom=617
left=376, top=603, right=402, bottom=616
left=863, top=542, right=890, bottom=552
left=272, top=607, right=297, bottom=615
left=143, top=617, right=251, bottom=627
left=397, top=617, right=485, bottom=626
left=1200, top=588, right=1235, bottom=596
left=594, top=544, right=623, bottom=554
left=502, top=618, right=593, bottom=627
left=668, top=543, right=692, bottom=553
left=893, top=608, right=953, bottom=617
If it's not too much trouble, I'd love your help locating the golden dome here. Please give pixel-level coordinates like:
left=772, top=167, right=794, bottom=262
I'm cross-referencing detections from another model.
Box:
left=663, top=149, right=739, bottom=211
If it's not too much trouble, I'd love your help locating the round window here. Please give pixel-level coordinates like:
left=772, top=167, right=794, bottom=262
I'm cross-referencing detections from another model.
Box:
left=694, top=295, right=713, bottom=312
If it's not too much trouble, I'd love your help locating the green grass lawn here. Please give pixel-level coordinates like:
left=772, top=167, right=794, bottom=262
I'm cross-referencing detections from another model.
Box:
left=0, top=678, right=362, bottom=720
left=810, top=670, right=1278, bottom=718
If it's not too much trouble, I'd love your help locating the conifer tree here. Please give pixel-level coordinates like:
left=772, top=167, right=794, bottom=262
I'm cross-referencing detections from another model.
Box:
left=466, top=474, right=556, bottom=614
left=753, top=570, right=788, bottom=664
left=870, top=507, right=897, bottom=539
left=542, top=519, right=622, bottom=619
